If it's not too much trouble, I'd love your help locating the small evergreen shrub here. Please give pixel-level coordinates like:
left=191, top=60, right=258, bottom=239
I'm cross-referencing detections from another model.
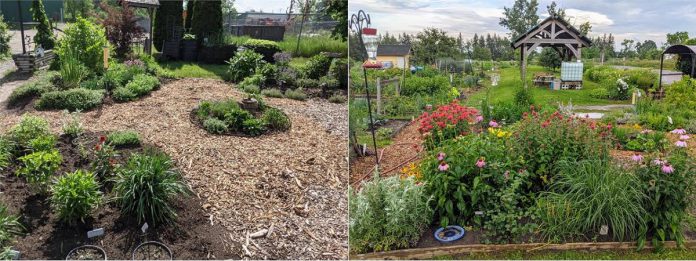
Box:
left=261, top=108, right=291, bottom=131
left=242, top=39, right=281, bottom=62
left=285, top=88, right=307, bottom=101
left=203, top=118, right=228, bottom=134
left=36, top=88, right=104, bottom=111
left=328, top=94, right=346, bottom=103
left=242, top=84, right=260, bottom=94
left=112, top=87, right=137, bottom=102
left=50, top=170, right=102, bottom=223
left=301, top=54, right=332, bottom=79
left=242, top=119, right=265, bottom=136
left=113, top=150, right=189, bottom=226
left=261, top=88, right=283, bottom=98
left=107, top=130, right=141, bottom=148
left=17, top=149, right=62, bottom=193
left=7, top=72, right=58, bottom=107
left=125, top=74, right=160, bottom=96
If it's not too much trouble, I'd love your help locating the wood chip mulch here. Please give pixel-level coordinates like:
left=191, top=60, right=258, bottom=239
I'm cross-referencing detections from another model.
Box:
left=0, top=78, right=348, bottom=260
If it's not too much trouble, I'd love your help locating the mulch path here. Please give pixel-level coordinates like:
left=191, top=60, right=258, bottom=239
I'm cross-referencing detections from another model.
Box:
left=0, top=78, right=348, bottom=259
left=350, top=121, right=424, bottom=187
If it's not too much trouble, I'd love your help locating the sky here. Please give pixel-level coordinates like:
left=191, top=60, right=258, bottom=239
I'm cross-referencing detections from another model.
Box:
left=235, top=0, right=293, bottom=13
left=348, top=0, right=696, bottom=48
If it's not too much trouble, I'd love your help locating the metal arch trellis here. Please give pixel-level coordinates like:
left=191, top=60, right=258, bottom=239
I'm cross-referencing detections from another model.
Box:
left=349, top=10, right=380, bottom=170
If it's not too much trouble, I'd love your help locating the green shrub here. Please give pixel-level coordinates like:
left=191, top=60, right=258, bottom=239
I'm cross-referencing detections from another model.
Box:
left=10, top=115, right=51, bottom=148
left=197, top=99, right=241, bottom=120
left=0, top=15, right=11, bottom=59
left=328, top=94, right=346, bottom=103
left=113, top=150, right=189, bottom=226
left=112, top=87, right=137, bottom=102
left=36, top=88, right=104, bottom=111
left=124, top=74, right=159, bottom=96
left=301, top=54, right=332, bottom=79
left=223, top=109, right=253, bottom=130
left=203, top=118, right=228, bottom=134
left=0, top=204, right=23, bottom=248
left=242, top=118, right=265, bottom=136
left=17, top=149, right=62, bottom=193
left=319, top=76, right=340, bottom=90
left=79, top=77, right=105, bottom=90
left=261, top=108, right=290, bottom=131
left=7, top=73, right=57, bottom=107
left=349, top=175, right=432, bottom=253
left=664, top=78, right=696, bottom=110
left=328, top=58, right=348, bottom=89
left=61, top=110, right=84, bottom=138
left=261, top=88, right=283, bottom=98
left=107, top=130, right=141, bottom=148
left=104, top=62, right=147, bottom=88
left=537, top=160, right=648, bottom=242
left=256, top=63, right=277, bottom=83
left=56, top=18, right=108, bottom=73
left=589, top=88, right=609, bottom=99
left=0, top=137, right=13, bottom=171
left=50, top=170, right=102, bottom=223
left=226, top=50, right=265, bottom=82
left=403, top=76, right=451, bottom=96
left=285, top=88, right=307, bottom=101
left=27, top=135, right=56, bottom=152
left=242, top=39, right=281, bottom=61
left=296, top=78, right=320, bottom=89
left=241, top=84, right=260, bottom=94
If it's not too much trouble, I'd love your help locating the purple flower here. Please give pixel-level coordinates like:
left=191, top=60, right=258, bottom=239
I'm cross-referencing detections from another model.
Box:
left=475, top=115, right=484, bottom=123
left=631, top=153, right=643, bottom=162
left=437, top=152, right=446, bottom=161
left=675, top=140, right=688, bottom=148
left=476, top=158, right=486, bottom=168
left=662, top=163, right=674, bottom=174
left=438, top=162, right=449, bottom=172
left=671, top=128, right=687, bottom=135
left=488, top=120, right=499, bottom=128
left=679, top=134, right=690, bottom=140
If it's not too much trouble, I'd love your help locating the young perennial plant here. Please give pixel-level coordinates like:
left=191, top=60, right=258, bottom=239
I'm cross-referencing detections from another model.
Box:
left=51, top=170, right=102, bottom=224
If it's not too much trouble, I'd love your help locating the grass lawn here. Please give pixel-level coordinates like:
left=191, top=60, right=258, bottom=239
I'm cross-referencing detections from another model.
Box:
left=465, top=65, right=631, bottom=107
left=153, top=61, right=228, bottom=80
left=434, top=249, right=696, bottom=260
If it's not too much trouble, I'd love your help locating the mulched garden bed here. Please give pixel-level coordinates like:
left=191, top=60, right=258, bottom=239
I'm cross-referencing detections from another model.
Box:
left=0, top=131, right=236, bottom=260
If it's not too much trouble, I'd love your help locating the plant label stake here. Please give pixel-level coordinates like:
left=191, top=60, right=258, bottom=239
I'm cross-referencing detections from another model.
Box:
left=141, top=222, right=149, bottom=233
left=87, top=228, right=105, bottom=239
left=474, top=211, right=484, bottom=216
left=600, top=225, right=609, bottom=235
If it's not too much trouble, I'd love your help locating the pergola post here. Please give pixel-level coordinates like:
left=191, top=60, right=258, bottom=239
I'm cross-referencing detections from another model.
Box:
left=691, top=55, right=695, bottom=78
left=521, top=44, right=526, bottom=88
left=658, top=53, right=664, bottom=91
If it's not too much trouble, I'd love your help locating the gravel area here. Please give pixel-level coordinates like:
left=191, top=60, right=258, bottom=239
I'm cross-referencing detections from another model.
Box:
left=0, top=78, right=349, bottom=259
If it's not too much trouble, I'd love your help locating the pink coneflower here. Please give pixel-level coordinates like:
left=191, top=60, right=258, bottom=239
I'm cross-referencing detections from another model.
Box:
left=653, top=158, right=665, bottom=166
left=662, top=163, right=675, bottom=174
left=476, top=158, right=486, bottom=168
left=675, top=140, right=688, bottom=148
left=641, top=129, right=651, bottom=134
left=679, top=134, right=690, bottom=140
left=475, top=115, right=484, bottom=123
left=437, top=152, right=446, bottom=161
left=631, top=153, right=643, bottom=162
left=503, top=170, right=510, bottom=180
left=489, top=120, right=499, bottom=128
left=438, top=162, right=449, bottom=172
left=671, top=128, right=687, bottom=135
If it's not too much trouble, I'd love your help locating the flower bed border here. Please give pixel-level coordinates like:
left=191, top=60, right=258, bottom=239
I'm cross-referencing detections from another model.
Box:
left=351, top=240, right=696, bottom=260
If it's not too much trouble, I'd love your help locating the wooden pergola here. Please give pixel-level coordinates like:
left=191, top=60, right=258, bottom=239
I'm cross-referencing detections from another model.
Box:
left=120, top=0, right=160, bottom=55
left=511, top=16, right=592, bottom=87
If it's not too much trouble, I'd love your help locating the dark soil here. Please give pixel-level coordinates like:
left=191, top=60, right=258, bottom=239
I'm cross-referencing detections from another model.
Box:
left=0, top=132, right=236, bottom=260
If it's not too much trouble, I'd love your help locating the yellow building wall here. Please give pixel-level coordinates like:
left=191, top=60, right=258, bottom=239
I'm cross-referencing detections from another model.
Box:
left=376, top=55, right=410, bottom=69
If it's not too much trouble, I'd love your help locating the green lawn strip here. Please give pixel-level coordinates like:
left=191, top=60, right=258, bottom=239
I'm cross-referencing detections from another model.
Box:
left=153, top=61, right=228, bottom=80
left=465, top=65, right=630, bottom=107
left=357, top=132, right=392, bottom=148
left=433, top=248, right=696, bottom=260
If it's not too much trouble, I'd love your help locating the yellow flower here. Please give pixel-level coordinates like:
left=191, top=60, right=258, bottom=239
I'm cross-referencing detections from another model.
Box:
left=632, top=124, right=642, bottom=130
left=400, top=162, right=422, bottom=180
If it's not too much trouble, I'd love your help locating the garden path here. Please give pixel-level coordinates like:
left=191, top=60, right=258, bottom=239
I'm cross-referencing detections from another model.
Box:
left=0, top=78, right=348, bottom=259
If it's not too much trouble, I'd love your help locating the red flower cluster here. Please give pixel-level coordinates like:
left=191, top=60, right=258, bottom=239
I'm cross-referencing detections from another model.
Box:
left=417, top=101, right=479, bottom=134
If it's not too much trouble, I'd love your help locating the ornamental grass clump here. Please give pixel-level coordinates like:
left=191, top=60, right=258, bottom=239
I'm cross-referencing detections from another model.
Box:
left=511, top=107, right=611, bottom=192
left=0, top=205, right=22, bottom=248
left=113, top=150, right=189, bottom=226
left=51, top=170, right=102, bottom=224
left=416, top=101, right=480, bottom=149
left=106, top=130, right=141, bottom=148
left=349, top=174, right=432, bottom=254
left=536, top=160, right=648, bottom=242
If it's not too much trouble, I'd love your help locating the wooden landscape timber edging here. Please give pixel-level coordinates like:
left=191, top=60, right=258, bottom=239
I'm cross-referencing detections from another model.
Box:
left=352, top=240, right=696, bottom=260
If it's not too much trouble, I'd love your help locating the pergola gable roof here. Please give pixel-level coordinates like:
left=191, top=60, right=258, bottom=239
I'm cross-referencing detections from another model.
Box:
left=511, top=16, right=592, bottom=49
left=663, top=45, right=696, bottom=55
left=121, top=0, right=160, bottom=8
